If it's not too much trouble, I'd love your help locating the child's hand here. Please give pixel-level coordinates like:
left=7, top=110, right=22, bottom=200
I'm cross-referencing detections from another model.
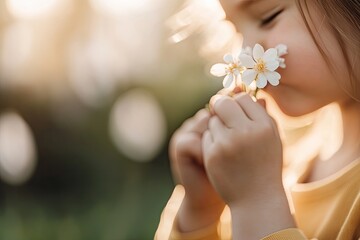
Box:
left=203, top=93, right=284, bottom=208
left=169, top=109, right=225, bottom=232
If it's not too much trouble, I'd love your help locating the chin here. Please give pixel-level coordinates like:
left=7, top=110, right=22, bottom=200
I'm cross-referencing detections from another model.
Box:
left=263, top=88, right=322, bottom=117
left=274, top=98, right=326, bottom=117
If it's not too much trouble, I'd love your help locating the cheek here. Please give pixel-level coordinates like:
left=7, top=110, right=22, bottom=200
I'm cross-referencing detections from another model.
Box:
left=264, top=34, right=344, bottom=116
left=261, top=7, right=350, bottom=116
left=281, top=43, right=333, bottom=89
left=268, top=15, right=334, bottom=85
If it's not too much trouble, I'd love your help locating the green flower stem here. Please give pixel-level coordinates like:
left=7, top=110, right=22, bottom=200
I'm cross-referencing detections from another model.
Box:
left=254, top=87, right=259, bottom=99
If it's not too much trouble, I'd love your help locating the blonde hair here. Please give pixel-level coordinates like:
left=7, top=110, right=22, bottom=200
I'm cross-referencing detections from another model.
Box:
left=296, top=0, right=360, bottom=101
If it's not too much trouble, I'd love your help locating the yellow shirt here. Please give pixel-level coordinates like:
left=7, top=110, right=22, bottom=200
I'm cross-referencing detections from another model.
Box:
left=155, top=158, right=360, bottom=240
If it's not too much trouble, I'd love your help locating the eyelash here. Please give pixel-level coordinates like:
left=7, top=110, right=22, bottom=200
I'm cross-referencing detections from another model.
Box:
left=260, top=9, right=283, bottom=26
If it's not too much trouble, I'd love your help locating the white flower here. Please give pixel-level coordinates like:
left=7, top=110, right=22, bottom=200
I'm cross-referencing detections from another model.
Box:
left=239, top=44, right=281, bottom=89
left=209, top=43, right=287, bottom=96
left=210, top=53, right=244, bottom=88
left=275, top=44, right=288, bottom=68
left=242, top=46, right=253, bottom=56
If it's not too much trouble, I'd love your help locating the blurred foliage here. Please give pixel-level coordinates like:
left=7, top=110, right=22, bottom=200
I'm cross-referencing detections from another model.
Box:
left=0, top=46, right=220, bottom=240
left=0, top=0, right=227, bottom=238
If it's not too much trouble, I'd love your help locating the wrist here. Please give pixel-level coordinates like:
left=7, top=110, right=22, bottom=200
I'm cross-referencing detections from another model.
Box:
left=176, top=197, right=225, bottom=232
left=229, top=187, right=295, bottom=240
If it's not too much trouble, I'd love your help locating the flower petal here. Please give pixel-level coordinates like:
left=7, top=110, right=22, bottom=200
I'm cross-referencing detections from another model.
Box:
left=265, top=60, right=280, bottom=71
left=276, top=44, right=288, bottom=56
left=223, top=54, right=233, bottom=64
left=241, top=46, right=253, bottom=56
left=239, top=54, right=256, bottom=68
left=242, top=69, right=257, bottom=86
left=279, top=63, right=286, bottom=69
left=253, top=44, right=264, bottom=61
left=256, top=73, right=268, bottom=88
left=210, top=63, right=227, bottom=77
left=278, top=58, right=286, bottom=68
left=265, top=71, right=281, bottom=86
left=263, top=48, right=277, bottom=62
left=223, top=74, right=234, bottom=88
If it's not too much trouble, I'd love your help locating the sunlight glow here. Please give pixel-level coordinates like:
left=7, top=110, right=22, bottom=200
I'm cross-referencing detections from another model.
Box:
left=200, top=21, right=240, bottom=57
left=6, top=0, right=59, bottom=18
left=0, top=111, right=37, bottom=185
left=0, top=23, right=33, bottom=88
left=109, top=89, right=167, bottom=162
left=154, top=185, right=185, bottom=240
left=168, top=0, right=225, bottom=43
left=90, top=0, right=153, bottom=16
left=318, top=104, right=343, bottom=160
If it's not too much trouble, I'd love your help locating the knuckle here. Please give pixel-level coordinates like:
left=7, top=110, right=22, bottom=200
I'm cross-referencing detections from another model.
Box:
left=176, top=134, right=197, bottom=152
left=180, top=118, right=193, bottom=129
left=194, top=109, right=209, bottom=120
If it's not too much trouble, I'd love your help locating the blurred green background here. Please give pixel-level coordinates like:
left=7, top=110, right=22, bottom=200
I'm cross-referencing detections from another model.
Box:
left=0, top=0, right=234, bottom=239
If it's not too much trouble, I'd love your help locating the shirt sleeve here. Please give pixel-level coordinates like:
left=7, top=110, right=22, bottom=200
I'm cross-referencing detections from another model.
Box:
left=169, top=225, right=308, bottom=240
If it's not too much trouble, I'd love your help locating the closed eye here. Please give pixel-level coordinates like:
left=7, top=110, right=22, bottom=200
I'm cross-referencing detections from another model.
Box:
left=260, top=9, right=283, bottom=26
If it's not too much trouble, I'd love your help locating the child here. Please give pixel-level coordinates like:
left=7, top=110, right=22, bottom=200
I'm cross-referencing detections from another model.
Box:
left=156, top=0, right=360, bottom=239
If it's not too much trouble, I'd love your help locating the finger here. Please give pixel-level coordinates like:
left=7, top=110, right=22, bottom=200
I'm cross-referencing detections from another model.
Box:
left=175, top=133, right=203, bottom=165
left=233, top=93, right=269, bottom=121
left=212, top=96, right=250, bottom=128
left=209, top=94, right=225, bottom=115
left=202, top=130, right=213, bottom=160
left=209, top=88, right=239, bottom=113
left=182, top=109, right=210, bottom=134
left=192, top=110, right=210, bottom=133
left=208, top=116, right=228, bottom=140
left=194, top=108, right=210, bottom=120
left=170, top=133, right=203, bottom=183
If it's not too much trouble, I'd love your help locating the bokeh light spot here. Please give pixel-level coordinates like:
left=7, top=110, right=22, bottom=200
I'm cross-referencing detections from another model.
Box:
left=109, top=89, right=167, bottom=162
left=67, top=21, right=134, bottom=108
left=0, top=111, right=37, bottom=185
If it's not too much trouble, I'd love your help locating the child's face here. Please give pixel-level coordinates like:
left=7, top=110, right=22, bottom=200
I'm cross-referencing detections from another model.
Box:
left=220, top=0, right=349, bottom=116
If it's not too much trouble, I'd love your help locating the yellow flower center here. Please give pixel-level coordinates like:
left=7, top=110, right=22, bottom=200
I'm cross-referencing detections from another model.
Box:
left=255, top=59, right=266, bottom=73
left=227, top=63, right=238, bottom=72
left=227, top=64, right=245, bottom=73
